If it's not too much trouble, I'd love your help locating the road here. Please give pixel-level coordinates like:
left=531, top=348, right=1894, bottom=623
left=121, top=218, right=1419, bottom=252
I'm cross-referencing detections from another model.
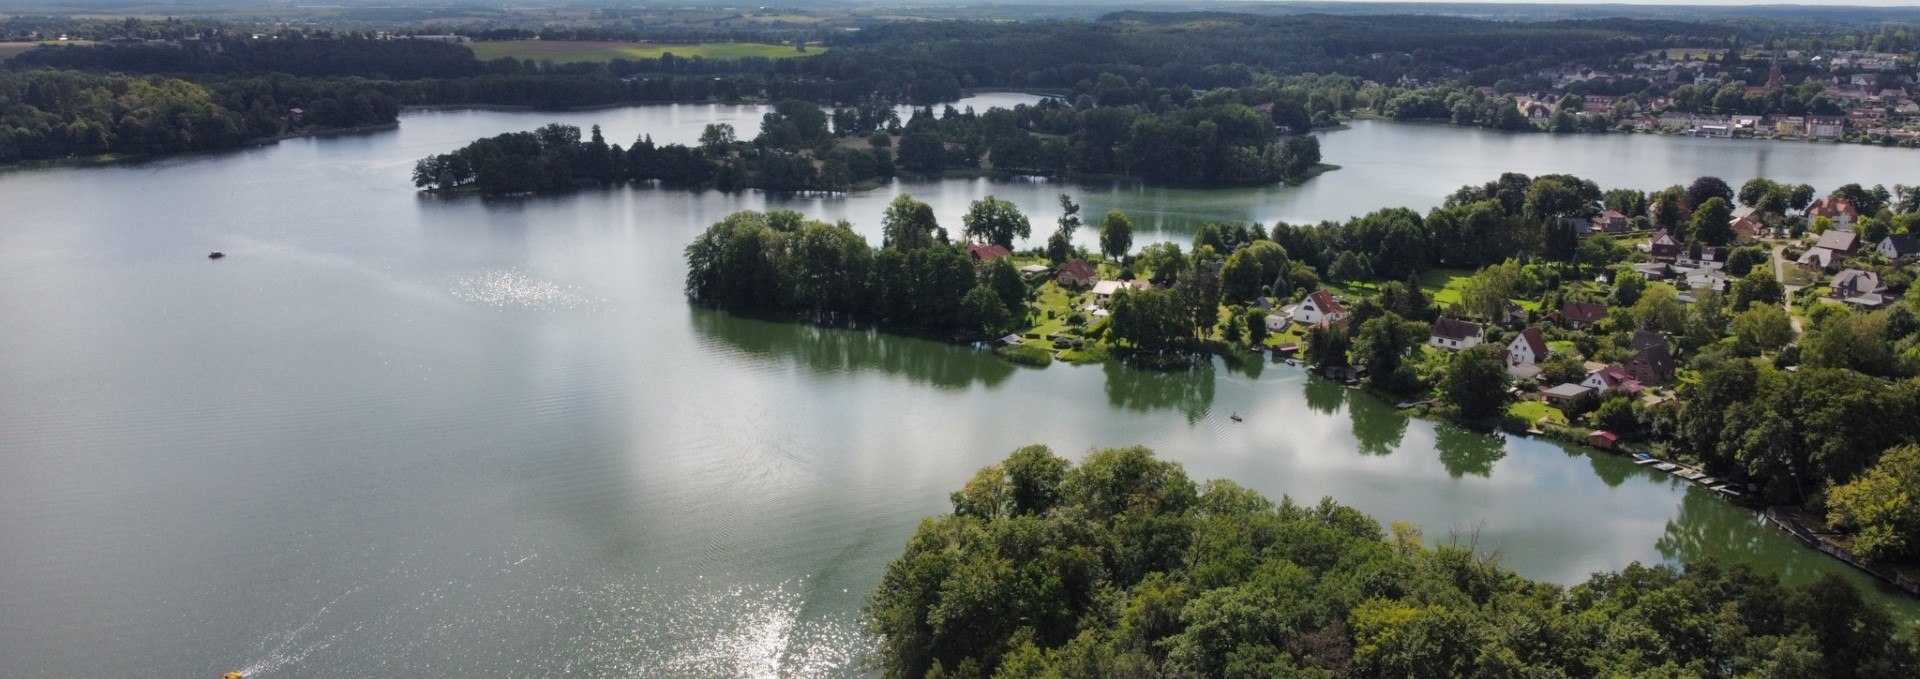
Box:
left=1770, top=242, right=1805, bottom=335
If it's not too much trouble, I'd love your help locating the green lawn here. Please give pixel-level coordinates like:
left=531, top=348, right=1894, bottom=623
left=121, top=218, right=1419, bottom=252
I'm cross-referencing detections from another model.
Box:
left=1326, top=267, right=1538, bottom=313
left=1509, top=400, right=1569, bottom=427
left=468, top=40, right=821, bottom=64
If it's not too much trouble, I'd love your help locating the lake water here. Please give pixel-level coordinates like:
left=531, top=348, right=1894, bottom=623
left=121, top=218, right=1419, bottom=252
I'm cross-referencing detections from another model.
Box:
left=4, top=95, right=1918, bottom=678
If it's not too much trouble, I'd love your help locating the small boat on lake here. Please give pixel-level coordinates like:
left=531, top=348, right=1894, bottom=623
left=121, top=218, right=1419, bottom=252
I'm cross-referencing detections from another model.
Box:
left=208, top=251, right=226, bottom=259
left=1229, top=413, right=1243, bottom=423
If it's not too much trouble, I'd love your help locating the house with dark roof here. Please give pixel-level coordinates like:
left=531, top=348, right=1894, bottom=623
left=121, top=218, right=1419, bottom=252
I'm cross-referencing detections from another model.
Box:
left=1626, top=333, right=1675, bottom=386
left=1649, top=230, right=1683, bottom=260
left=1558, top=300, right=1608, bottom=328
left=1591, top=209, right=1631, bottom=233
left=1798, top=230, right=1860, bottom=272
left=1056, top=259, right=1098, bottom=288
left=1829, top=269, right=1891, bottom=308
left=1878, top=234, right=1920, bottom=260
left=1814, top=229, right=1861, bottom=254
left=966, top=243, right=1012, bottom=262
left=1427, top=317, right=1485, bottom=351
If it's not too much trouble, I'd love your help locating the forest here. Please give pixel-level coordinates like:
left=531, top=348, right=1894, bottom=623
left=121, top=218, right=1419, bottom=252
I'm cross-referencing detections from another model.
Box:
left=0, top=69, right=398, bottom=164
left=868, top=444, right=1920, bottom=678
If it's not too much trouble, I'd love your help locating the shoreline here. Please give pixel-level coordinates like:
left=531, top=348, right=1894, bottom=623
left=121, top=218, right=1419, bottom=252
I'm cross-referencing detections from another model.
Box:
left=0, top=121, right=399, bottom=174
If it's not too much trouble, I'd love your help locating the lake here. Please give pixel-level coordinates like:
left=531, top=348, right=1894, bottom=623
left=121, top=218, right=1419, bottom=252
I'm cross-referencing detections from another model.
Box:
left=3, top=94, right=1917, bottom=678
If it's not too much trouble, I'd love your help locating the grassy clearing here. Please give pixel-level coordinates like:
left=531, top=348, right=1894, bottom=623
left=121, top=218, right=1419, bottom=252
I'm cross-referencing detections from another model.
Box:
left=1509, top=400, right=1568, bottom=427
left=0, top=40, right=94, bottom=59
left=468, top=40, right=819, bottom=64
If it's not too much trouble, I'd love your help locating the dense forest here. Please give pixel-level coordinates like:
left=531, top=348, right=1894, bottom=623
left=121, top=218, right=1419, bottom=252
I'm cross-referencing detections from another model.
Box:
left=0, top=69, right=397, bottom=164
left=868, top=445, right=1920, bottom=678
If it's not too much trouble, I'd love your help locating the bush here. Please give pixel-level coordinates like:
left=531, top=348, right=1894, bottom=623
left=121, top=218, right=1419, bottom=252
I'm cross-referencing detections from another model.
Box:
left=996, top=344, right=1054, bottom=367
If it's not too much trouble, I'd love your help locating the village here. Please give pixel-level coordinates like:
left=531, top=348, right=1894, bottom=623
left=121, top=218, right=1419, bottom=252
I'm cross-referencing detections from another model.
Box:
left=1495, top=47, right=1920, bottom=143
left=974, top=180, right=1916, bottom=517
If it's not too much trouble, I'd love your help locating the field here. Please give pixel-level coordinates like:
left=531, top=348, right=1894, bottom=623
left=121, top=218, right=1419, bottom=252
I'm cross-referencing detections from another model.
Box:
left=467, top=40, right=820, bottom=64
left=0, top=40, right=94, bottom=59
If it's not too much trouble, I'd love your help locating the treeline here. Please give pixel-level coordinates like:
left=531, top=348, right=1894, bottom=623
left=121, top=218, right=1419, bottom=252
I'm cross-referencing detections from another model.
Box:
left=869, top=445, right=1920, bottom=678
left=411, top=116, right=895, bottom=194
left=415, top=93, right=1327, bottom=195
left=0, top=69, right=397, bottom=164
left=9, top=38, right=486, bottom=79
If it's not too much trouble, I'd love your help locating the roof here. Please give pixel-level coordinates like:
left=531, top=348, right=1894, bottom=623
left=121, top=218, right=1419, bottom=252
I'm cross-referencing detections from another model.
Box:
left=1560, top=300, right=1608, bottom=324
left=1430, top=317, right=1484, bottom=342
left=1630, top=329, right=1667, bottom=352
left=1018, top=264, right=1050, bottom=274
left=1306, top=289, right=1345, bottom=315
left=1091, top=280, right=1124, bottom=296
left=1631, top=342, right=1674, bottom=372
left=1589, top=431, right=1619, bottom=443
left=1831, top=269, right=1887, bottom=294
left=1814, top=230, right=1859, bottom=253
left=1544, top=383, right=1594, bottom=398
left=967, top=243, right=1012, bottom=261
left=1512, top=328, right=1549, bottom=359
left=1797, top=247, right=1838, bottom=268
left=1808, top=197, right=1859, bottom=219
left=1058, top=259, right=1096, bottom=280
left=1882, top=234, right=1920, bottom=256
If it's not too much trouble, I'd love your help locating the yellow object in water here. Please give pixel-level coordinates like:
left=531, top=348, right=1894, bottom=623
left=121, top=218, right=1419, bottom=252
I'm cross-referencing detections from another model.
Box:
left=223, top=672, right=244, bottom=679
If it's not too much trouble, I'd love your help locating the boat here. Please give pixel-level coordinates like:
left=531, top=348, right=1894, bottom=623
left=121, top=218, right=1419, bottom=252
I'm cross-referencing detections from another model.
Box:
left=1229, top=413, right=1243, bottom=423
left=223, top=672, right=244, bottom=679
left=1653, top=463, right=1677, bottom=472
left=208, top=251, right=226, bottom=259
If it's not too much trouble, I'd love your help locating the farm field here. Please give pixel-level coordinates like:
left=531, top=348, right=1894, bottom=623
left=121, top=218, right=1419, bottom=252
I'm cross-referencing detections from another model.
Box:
left=467, top=40, right=820, bottom=63
left=0, top=40, right=95, bottom=59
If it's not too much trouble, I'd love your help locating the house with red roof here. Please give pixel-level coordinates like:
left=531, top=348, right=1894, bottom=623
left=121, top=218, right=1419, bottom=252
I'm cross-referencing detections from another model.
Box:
left=966, top=243, right=1011, bottom=262
left=1056, top=259, right=1098, bottom=288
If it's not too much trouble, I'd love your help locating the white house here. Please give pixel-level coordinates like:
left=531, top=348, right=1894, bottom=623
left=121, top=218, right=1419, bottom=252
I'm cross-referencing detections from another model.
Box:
left=1581, top=365, right=1643, bottom=396
left=1265, top=314, right=1291, bottom=333
left=1505, top=327, right=1548, bottom=367
left=1427, top=318, right=1485, bottom=351
left=1879, top=234, right=1920, bottom=260
left=1090, top=279, right=1148, bottom=302
left=1287, top=289, right=1347, bottom=325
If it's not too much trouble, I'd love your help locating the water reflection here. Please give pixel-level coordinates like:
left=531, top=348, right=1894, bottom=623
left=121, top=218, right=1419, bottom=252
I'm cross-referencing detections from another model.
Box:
left=688, top=308, right=1014, bottom=389
left=1654, top=488, right=1916, bottom=625
left=1102, top=360, right=1216, bottom=424
left=1347, top=392, right=1408, bottom=456
left=1302, top=377, right=1346, bottom=415
left=1434, top=424, right=1507, bottom=478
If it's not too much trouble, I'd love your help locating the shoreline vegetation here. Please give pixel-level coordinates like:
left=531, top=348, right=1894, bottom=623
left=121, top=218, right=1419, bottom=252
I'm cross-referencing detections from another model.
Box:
left=685, top=171, right=1920, bottom=598
left=409, top=95, right=1328, bottom=195
left=869, top=444, right=1920, bottom=677
left=0, top=121, right=400, bottom=174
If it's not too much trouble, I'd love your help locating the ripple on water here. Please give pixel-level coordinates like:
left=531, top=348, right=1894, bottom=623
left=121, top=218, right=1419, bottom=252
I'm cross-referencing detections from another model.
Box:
left=449, top=269, right=606, bottom=312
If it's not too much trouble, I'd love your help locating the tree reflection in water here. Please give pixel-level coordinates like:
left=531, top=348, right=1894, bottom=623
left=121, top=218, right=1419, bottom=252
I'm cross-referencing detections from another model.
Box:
left=1434, top=424, right=1507, bottom=478
left=688, top=309, right=1015, bottom=389
left=1346, top=389, right=1408, bottom=456
left=1302, top=375, right=1346, bottom=415
left=1102, top=359, right=1216, bottom=424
